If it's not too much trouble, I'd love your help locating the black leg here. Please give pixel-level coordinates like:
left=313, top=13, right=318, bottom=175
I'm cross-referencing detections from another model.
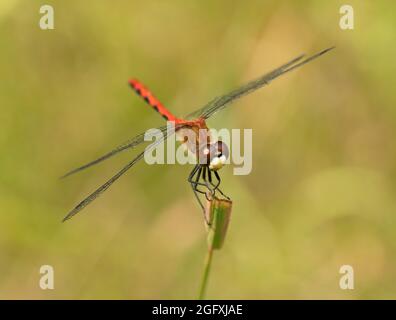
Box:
left=213, top=170, right=231, bottom=200
left=187, top=165, right=231, bottom=225
left=188, top=165, right=208, bottom=194
left=201, top=167, right=214, bottom=201
left=194, top=166, right=209, bottom=195
left=208, top=169, right=220, bottom=190
left=188, top=164, right=199, bottom=181
left=208, top=169, right=220, bottom=197
left=188, top=165, right=210, bottom=225
left=202, top=167, right=214, bottom=191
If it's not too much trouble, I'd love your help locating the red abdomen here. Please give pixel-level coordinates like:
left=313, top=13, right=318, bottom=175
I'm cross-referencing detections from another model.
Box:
left=129, top=79, right=179, bottom=122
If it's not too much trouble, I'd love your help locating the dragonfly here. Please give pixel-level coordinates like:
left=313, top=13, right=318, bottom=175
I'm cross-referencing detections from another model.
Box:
left=62, top=46, right=334, bottom=223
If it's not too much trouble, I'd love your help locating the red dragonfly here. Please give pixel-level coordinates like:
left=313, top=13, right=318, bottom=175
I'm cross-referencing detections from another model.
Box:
left=62, top=47, right=334, bottom=222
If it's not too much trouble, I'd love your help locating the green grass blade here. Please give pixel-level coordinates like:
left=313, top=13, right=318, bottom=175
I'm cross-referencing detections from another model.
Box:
left=198, top=197, right=233, bottom=300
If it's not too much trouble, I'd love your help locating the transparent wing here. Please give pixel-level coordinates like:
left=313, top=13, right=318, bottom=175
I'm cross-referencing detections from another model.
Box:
left=187, top=47, right=334, bottom=120
left=62, top=126, right=176, bottom=222
left=61, top=125, right=169, bottom=178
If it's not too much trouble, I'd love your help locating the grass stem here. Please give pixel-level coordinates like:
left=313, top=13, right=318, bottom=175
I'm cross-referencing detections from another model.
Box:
left=198, top=247, right=214, bottom=300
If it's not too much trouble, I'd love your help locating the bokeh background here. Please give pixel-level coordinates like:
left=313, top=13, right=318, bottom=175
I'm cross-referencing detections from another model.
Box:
left=1, top=0, right=396, bottom=299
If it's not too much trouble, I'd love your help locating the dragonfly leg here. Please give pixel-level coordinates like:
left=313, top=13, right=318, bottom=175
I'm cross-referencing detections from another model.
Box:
left=188, top=165, right=211, bottom=225
left=208, top=169, right=220, bottom=190
left=201, top=167, right=215, bottom=201
left=212, top=170, right=231, bottom=200
left=188, top=165, right=208, bottom=194
left=207, top=169, right=220, bottom=199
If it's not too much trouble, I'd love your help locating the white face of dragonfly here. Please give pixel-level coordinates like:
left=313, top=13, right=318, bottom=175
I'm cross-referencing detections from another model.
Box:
left=209, top=154, right=227, bottom=170
left=204, top=141, right=229, bottom=171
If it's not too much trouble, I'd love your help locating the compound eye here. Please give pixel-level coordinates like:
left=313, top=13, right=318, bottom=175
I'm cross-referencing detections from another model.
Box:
left=213, top=141, right=229, bottom=160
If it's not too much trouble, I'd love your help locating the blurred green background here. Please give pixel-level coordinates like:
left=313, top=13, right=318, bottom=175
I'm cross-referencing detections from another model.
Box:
left=1, top=0, right=396, bottom=299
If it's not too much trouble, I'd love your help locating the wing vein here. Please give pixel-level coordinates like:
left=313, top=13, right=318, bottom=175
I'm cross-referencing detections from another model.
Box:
left=62, top=129, right=173, bottom=221
left=186, top=47, right=334, bottom=120
left=61, top=125, right=169, bottom=178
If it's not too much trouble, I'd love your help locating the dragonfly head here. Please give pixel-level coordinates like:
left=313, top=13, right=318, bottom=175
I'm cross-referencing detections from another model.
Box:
left=203, top=141, right=229, bottom=171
